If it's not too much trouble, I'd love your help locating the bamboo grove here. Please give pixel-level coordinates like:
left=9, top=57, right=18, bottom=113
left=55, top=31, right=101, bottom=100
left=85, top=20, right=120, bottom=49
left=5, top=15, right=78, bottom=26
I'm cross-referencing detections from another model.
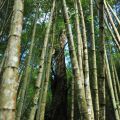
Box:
left=0, top=0, right=120, bottom=120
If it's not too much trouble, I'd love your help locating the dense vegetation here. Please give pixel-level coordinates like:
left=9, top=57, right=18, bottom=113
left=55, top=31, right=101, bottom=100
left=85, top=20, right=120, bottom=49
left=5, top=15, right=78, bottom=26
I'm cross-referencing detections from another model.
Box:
left=0, top=0, right=120, bottom=120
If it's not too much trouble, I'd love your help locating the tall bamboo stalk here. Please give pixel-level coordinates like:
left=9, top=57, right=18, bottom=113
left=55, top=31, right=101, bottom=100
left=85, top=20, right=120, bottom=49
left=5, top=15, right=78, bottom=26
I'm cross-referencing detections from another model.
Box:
left=16, top=4, right=39, bottom=120
left=35, top=69, right=46, bottom=120
left=74, top=0, right=84, bottom=87
left=39, top=41, right=54, bottom=120
left=28, top=1, right=56, bottom=119
left=0, top=0, right=24, bottom=119
left=113, top=65, right=120, bottom=97
left=71, top=77, right=74, bottom=120
left=110, top=55, right=120, bottom=114
left=36, top=23, right=55, bottom=120
left=77, top=0, right=94, bottom=119
left=89, top=0, right=99, bottom=119
left=62, top=0, right=89, bottom=119
left=98, top=0, right=105, bottom=120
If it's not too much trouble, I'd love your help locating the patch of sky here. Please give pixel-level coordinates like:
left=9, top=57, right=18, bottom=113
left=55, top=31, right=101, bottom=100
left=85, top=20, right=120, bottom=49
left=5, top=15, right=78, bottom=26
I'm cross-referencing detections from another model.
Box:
left=64, top=41, right=71, bottom=69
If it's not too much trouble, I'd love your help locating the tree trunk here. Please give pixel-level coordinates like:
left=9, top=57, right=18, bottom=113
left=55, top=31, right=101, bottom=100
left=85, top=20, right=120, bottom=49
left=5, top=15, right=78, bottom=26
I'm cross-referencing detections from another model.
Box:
left=0, top=0, right=24, bottom=119
left=74, top=81, right=81, bottom=120
left=50, top=30, right=67, bottom=120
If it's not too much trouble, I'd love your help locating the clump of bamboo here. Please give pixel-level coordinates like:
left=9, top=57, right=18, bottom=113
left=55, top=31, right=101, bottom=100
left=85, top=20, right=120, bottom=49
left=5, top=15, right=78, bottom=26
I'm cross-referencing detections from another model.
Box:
left=28, top=1, right=56, bottom=119
left=62, top=0, right=89, bottom=119
left=104, top=1, right=120, bottom=45
left=105, top=48, right=120, bottom=120
left=77, top=0, right=94, bottom=119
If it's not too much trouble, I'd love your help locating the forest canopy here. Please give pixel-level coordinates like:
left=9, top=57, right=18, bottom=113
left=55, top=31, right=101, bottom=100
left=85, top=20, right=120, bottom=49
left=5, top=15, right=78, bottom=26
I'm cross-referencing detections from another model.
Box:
left=0, top=0, right=120, bottom=120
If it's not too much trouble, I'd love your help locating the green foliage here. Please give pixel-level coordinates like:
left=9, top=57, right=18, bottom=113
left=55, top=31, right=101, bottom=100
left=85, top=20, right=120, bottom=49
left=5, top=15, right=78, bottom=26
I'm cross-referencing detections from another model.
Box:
left=0, top=0, right=120, bottom=119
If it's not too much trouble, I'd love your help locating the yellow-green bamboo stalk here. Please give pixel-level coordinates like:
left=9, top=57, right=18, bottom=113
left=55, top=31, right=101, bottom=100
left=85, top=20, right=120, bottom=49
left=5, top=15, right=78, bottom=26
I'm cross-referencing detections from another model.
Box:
left=90, top=0, right=99, bottom=119
left=16, top=4, right=39, bottom=120
left=39, top=39, right=54, bottom=120
left=71, top=77, right=74, bottom=120
left=0, top=0, right=24, bottom=119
